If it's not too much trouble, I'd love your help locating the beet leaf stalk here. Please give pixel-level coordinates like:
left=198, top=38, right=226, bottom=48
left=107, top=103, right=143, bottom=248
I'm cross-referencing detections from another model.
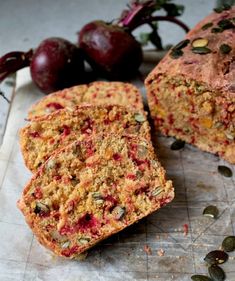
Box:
left=118, top=0, right=189, bottom=50
left=0, top=49, right=33, bottom=83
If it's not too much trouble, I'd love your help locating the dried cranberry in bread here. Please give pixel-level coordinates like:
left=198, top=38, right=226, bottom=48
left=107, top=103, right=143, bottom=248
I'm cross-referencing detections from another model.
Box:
left=28, top=81, right=144, bottom=119
left=145, top=7, right=235, bottom=163
left=17, top=134, right=174, bottom=259
left=20, top=105, right=151, bottom=172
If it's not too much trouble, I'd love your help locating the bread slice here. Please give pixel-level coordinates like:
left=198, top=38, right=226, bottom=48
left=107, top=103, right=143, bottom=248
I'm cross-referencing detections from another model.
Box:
left=28, top=81, right=144, bottom=119
left=18, top=134, right=174, bottom=259
left=145, top=7, right=235, bottom=163
left=20, top=105, right=151, bottom=172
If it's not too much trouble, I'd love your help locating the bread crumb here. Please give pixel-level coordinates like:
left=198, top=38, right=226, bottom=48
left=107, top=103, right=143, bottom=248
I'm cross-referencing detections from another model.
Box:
left=144, top=244, right=152, bottom=255
left=157, top=248, right=165, bottom=256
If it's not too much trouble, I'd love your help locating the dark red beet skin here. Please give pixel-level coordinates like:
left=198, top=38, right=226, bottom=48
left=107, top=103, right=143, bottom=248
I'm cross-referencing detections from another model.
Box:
left=79, top=21, right=143, bottom=80
left=30, top=37, right=85, bottom=94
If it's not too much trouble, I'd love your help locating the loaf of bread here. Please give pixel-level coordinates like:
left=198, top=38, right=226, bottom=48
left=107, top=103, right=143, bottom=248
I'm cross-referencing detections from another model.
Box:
left=20, top=105, right=151, bottom=172
left=28, top=81, right=144, bottom=119
left=17, top=134, right=174, bottom=258
left=145, top=6, right=235, bottom=163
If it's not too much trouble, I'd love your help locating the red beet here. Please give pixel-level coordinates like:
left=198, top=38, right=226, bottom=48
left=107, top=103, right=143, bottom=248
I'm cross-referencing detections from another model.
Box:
left=79, top=21, right=143, bottom=80
left=30, top=37, right=85, bottom=94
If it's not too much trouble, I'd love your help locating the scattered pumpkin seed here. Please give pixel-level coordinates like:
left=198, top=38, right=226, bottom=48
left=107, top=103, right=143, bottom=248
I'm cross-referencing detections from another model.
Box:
left=220, top=44, right=232, bottom=54
left=78, top=238, right=90, bottom=245
left=192, top=38, right=209, bottom=48
left=170, top=139, right=185, bottom=150
left=211, top=27, right=223, bottom=33
left=202, top=22, right=213, bottom=30
left=134, top=113, right=146, bottom=123
left=213, top=121, right=223, bottom=129
left=204, top=250, right=228, bottom=265
left=191, top=275, right=212, bottom=281
left=152, top=187, right=163, bottom=196
left=225, top=132, right=234, bottom=140
left=112, top=206, right=126, bottom=220
left=218, top=19, right=234, bottom=30
left=203, top=205, right=219, bottom=219
left=218, top=165, right=233, bottom=177
left=137, top=145, right=148, bottom=158
left=61, top=241, right=70, bottom=249
left=192, top=47, right=212, bottom=54
left=92, top=192, right=104, bottom=204
left=173, top=39, right=190, bottom=50
left=208, top=265, right=225, bottom=281
left=170, top=49, right=183, bottom=59
left=222, top=236, right=235, bottom=252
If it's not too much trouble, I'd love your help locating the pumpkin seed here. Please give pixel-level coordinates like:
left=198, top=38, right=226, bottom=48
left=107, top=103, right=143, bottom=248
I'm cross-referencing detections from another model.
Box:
left=191, top=275, right=212, bottom=281
left=218, top=165, right=233, bottom=177
left=225, top=132, right=234, bottom=140
left=34, top=202, right=49, bottom=214
left=92, top=192, right=104, bottom=204
left=170, top=49, right=183, bottom=59
left=137, top=145, right=148, bottom=158
left=192, top=38, right=208, bottom=48
left=170, top=139, right=185, bottom=150
left=61, top=241, right=70, bottom=249
left=202, top=22, right=213, bottom=30
left=211, top=27, right=223, bottom=33
left=208, top=265, right=225, bottom=281
left=134, top=113, right=146, bottom=123
left=214, top=4, right=231, bottom=13
left=46, top=159, right=56, bottom=169
left=218, top=19, right=234, bottom=30
left=152, top=187, right=163, bottom=197
left=220, top=44, right=232, bottom=54
left=192, top=47, right=212, bottom=54
left=78, top=238, right=90, bottom=245
left=213, top=121, right=223, bottom=129
left=112, top=206, right=126, bottom=220
left=203, top=205, right=219, bottom=219
left=204, top=250, right=228, bottom=265
left=222, top=236, right=235, bottom=252
left=173, top=39, right=190, bottom=50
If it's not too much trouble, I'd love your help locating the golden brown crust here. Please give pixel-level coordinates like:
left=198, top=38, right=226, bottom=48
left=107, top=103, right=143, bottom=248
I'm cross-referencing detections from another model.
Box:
left=146, top=7, right=235, bottom=96
left=28, top=81, right=144, bottom=119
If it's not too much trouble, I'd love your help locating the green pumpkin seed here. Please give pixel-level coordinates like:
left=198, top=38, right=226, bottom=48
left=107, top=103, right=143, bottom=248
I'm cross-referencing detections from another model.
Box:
left=203, top=205, right=219, bottom=219
left=192, top=47, right=212, bottom=54
left=170, top=49, right=183, bottom=59
left=211, top=27, right=223, bottom=33
left=222, top=236, right=235, bottom=252
left=202, top=22, right=213, bottom=30
left=112, top=206, right=126, bottom=220
left=173, top=39, right=190, bottom=50
left=152, top=187, right=163, bottom=196
left=214, top=4, right=231, bottom=13
left=191, top=275, right=212, bottom=281
left=61, top=241, right=70, bottom=249
left=78, top=238, right=90, bottom=245
left=134, top=113, right=146, bottom=123
left=218, top=19, right=234, bottom=30
left=208, top=265, right=225, bottom=281
left=220, top=44, right=232, bottom=54
left=218, top=165, right=233, bottom=177
left=34, top=202, right=49, bottom=214
left=170, top=139, right=185, bottom=150
left=204, top=250, right=228, bottom=265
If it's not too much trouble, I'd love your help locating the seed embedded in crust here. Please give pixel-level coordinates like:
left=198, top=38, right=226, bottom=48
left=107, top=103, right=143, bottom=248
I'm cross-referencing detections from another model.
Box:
left=220, top=44, right=232, bottom=54
left=192, top=46, right=212, bottom=54
left=173, top=39, right=190, bottom=51
left=201, top=22, right=213, bottom=30
left=169, top=49, right=183, bottom=59
left=112, top=206, right=126, bottom=220
left=192, top=38, right=209, bottom=48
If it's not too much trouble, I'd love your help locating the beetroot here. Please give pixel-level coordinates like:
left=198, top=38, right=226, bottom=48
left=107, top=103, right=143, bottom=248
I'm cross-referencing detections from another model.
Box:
left=79, top=21, right=143, bottom=80
left=30, top=38, right=85, bottom=94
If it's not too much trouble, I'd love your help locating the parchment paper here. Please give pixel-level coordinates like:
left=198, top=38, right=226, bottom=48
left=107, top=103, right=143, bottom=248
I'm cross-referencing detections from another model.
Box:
left=0, top=68, right=234, bottom=281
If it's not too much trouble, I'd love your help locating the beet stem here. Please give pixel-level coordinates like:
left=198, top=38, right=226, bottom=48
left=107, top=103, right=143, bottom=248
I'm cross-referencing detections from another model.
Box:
left=128, top=15, right=189, bottom=33
left=0, top=49, right=33, bottom=83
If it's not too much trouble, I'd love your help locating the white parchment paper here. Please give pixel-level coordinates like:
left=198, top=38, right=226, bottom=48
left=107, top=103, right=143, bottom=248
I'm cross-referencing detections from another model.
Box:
left=0, top=68, right=234, bottom=281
